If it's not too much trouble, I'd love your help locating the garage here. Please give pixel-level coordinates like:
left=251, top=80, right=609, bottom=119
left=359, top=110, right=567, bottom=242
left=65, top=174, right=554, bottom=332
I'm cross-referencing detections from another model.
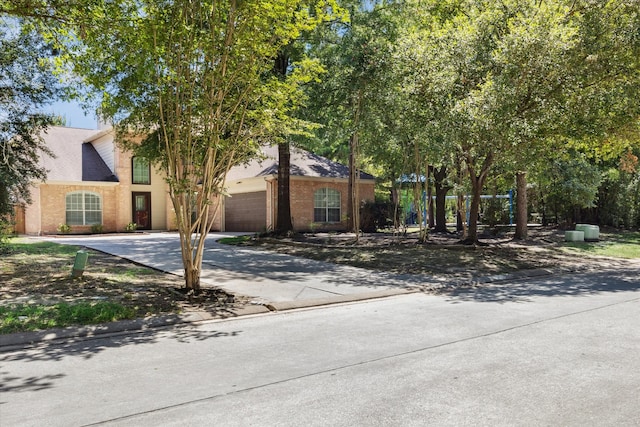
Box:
left=224, top=191, right=267, bottom=232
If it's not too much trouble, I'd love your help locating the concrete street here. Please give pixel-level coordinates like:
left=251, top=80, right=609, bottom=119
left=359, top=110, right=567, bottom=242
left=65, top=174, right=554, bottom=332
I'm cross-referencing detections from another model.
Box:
left=2, top=266, right=639, bottom=426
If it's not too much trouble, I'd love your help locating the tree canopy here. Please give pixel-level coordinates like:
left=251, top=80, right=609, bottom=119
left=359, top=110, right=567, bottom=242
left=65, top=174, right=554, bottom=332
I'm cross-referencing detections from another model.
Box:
left=0, top=17, right=59, bottom=217
left=32, top=0, right=339, bottom=290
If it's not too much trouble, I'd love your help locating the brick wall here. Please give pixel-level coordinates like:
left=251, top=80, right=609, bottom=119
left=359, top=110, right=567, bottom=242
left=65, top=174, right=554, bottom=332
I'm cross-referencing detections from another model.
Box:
left=287, top=178, right=375, bottom=232
left=34, top=183, right=119, bottom=234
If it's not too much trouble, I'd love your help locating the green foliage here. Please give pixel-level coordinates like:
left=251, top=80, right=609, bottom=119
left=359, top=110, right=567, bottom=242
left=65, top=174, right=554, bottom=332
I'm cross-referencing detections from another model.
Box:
left=596, top=151, right=640, bottom=229
left=387, top=0, right=640, bottom=241
left=57, top=223, right=71, bottom=234
left=482, top=198, right=510, bottom=228
left=90, top=224, right=103, bottom=234
left=360, top=200, right=396, bottom=232
left=38, top=0, right=339, bottom=289
left=536, top=153, right=602, bottom=223
left=124, top=222, right=138, bottom=232
left=302, top=1, right=402, bottom=166
left=0, top=216, right=13, bottom=254
left=0, top=302, right=136, bottom=334
left=0, top=18, right=60, bottom=216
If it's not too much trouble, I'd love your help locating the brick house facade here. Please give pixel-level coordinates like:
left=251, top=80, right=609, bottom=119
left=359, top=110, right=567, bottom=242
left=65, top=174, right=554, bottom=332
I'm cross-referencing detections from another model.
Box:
left=23, top=126, right=174, bottom=235
left=221, top=146, right=375, bottom=232
left=21, top=127, right=374, bottom=235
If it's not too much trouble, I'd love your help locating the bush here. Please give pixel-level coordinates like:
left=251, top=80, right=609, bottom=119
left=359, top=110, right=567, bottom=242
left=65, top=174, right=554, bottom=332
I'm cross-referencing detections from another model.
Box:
left=482, top=198, right=510, bottom=227
left=0, top=217, right=13, bottom=254
left=57, top=223, right=71, bottom=234
left=360, top=200, right=396, bottom=232
left=90, top=224, right=104, bottom=234
left=124, top=222, right=138, bottom=232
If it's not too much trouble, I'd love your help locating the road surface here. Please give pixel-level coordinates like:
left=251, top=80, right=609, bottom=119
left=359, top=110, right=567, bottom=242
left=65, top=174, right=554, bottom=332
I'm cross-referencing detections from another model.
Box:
left=2, top=267, right=639, bottom=426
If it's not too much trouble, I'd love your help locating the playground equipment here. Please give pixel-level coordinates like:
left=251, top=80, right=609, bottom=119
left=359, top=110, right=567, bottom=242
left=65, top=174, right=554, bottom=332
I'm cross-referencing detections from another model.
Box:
left=399, top=191, right=514, bottom=226
left=395, top=175, right=514, bottom=227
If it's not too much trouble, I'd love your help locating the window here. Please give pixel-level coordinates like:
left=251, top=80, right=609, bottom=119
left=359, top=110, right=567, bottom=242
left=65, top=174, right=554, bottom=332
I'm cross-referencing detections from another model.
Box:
left=66, top=191, right=102, bottom=225
left=314, top=188, right=341, bottom=223
left=132, top=157, right=150, bottom=184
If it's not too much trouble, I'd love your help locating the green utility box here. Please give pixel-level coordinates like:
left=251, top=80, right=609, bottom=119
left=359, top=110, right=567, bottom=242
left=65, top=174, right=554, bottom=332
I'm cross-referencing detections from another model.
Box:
left=71, top=250, right=89, bottom=278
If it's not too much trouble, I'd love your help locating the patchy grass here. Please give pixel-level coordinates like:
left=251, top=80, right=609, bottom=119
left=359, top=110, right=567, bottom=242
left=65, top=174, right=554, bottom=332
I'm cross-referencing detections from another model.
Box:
left=562, top=232, right=640, bottom=259
left=0, top=302, right=136, bottom=334
left=216, top=235, right=253, bottom=245
left=1, top=239, right=247, bottom=334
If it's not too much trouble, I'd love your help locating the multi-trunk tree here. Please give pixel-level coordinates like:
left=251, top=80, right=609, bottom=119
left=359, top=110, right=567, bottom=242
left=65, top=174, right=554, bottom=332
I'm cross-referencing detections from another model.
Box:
left=33, top=0, right=337, bottom=291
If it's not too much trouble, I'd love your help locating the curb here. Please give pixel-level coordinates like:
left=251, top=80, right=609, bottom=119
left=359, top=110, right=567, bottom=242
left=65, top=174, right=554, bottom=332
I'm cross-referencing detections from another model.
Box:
left=0, top=305, right=270, bottom=353
left=0, top=289, right=416, bottom=352
left=0, top=266, right=602, bottom=352
left=264, top=288, right=416, bottom=312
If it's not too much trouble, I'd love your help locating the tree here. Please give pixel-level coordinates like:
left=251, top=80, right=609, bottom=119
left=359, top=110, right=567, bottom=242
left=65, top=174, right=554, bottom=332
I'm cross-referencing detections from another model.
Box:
left=44, top=0, right=336, bottom=291
left=303, top=0, right=401, bottom=236
left=401, top=0, right=640, bottom=244
left=0, top=17, right=59, bottom=218
left=273, top=43, right=329, bottom=235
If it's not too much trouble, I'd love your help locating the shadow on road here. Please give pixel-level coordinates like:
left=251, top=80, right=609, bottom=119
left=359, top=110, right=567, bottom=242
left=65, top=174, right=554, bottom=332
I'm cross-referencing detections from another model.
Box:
left=0, top=324, right=242, bottom=363
left=441, top=268, right=640, bottom=303
left=0, top=371, right=66, bottom=393
left=204, top=242, right=425, bottom=290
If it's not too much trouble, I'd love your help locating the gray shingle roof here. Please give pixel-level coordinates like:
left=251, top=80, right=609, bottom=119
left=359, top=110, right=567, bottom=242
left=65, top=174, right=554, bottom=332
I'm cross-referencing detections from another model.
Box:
left=226, top=145, right=375, bottom=181
left=39, top=126, right=117, bottom=183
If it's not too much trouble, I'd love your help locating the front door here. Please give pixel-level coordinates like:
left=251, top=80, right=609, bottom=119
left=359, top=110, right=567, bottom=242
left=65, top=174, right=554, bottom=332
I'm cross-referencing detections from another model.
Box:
left=132, top=192, right=152, bottom=230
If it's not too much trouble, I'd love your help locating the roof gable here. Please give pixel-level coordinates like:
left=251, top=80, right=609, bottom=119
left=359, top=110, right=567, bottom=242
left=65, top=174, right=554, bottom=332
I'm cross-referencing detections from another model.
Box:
left=39, top=126, right=118, bottom=183
left=82, top=143, right=118, bottom=182
left=226, top=145, right=375, bottom=181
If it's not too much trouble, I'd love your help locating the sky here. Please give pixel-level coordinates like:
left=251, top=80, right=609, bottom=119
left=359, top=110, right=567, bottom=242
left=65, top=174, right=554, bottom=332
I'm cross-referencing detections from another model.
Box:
left=45, top=100, right=98, bottom=129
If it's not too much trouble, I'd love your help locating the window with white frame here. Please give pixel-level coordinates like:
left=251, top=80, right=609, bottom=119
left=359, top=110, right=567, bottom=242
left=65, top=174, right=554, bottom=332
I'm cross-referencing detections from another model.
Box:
left=132, top=157, right=151, bottom=184
left=65, top=191, right=102, bottom=225
left=314, top=188, right=341, bottom=223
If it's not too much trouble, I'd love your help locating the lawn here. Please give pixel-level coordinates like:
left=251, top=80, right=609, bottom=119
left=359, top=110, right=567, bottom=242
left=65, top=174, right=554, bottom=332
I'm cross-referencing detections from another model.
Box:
left=562, top=232, right=640, bottom=259
left=2, top=229, right=637, bottom=334
left=0, top=239, right=244, bottom=334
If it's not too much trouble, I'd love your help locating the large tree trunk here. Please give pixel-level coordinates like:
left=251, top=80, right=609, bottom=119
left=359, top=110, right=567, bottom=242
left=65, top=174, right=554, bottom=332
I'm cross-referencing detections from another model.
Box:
left=432, top=166, right=451, bottom=233
left=427, top=173, right=435, bottom=229
left=347, top=132, right=359, bottom=233
left=276, top=142, right=293, bottom=233
left=347, top=90, right=363, bottom=237
left=274, top=51, right=293, bottom=235
left=514, top=171, right=528, bottom=240
left=461, top=152, right=494, bottom=245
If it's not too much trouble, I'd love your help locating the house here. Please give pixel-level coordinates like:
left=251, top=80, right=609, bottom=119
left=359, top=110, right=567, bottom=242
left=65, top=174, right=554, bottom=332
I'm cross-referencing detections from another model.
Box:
left=19, top=126, right=174, bottom=235
left=221, top=145, right=376, bottom=232
left=17, top=126, right=375, bottom=235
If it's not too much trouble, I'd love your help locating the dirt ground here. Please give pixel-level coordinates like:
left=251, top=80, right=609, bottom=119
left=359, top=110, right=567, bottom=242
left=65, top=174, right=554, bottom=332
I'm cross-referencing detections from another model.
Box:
left=0, top=245, right=248, bottom=319
left=246, top=226, right=633, bottom=282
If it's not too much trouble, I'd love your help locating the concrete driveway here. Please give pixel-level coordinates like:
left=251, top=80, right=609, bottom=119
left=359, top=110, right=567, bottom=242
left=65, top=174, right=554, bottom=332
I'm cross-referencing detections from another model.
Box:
left=38, top=232, right=431, bottom=305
